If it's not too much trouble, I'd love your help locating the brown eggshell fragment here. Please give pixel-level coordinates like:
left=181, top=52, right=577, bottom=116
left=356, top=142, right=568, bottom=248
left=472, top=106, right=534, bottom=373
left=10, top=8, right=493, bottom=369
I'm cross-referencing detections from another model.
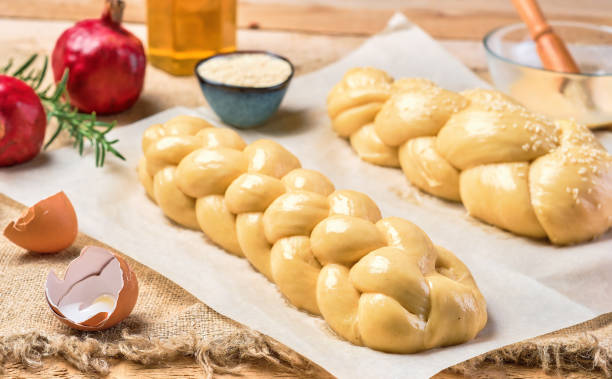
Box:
left=45, top=246, right=138, bottom=331
left=3, top=191, right=78, bottom=253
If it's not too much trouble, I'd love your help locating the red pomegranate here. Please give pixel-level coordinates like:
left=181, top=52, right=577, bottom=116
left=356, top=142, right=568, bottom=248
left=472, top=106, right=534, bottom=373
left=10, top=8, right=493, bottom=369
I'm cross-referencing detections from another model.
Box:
left=51, top=0, right=146, bottom=115
left=0, top=76, right=47, bottom=166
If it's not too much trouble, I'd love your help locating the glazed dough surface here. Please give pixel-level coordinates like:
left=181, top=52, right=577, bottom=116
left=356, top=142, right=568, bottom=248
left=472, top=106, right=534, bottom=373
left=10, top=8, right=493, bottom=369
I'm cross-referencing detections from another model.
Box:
left=327, top=67, right=612, bottom=245
left=138, top=115, right=487, bottom=353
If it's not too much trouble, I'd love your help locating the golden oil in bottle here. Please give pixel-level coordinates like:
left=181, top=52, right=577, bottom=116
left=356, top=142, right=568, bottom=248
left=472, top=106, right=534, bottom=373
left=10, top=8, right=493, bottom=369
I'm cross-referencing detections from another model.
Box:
left=146, top=0, right=237, bottom=76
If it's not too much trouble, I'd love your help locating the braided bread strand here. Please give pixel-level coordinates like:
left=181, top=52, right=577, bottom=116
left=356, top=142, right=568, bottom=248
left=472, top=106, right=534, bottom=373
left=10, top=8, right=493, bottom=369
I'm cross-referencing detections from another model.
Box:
left=327, top=68, right=612, bottom=245
left=138, top=115, right=487, bottom=353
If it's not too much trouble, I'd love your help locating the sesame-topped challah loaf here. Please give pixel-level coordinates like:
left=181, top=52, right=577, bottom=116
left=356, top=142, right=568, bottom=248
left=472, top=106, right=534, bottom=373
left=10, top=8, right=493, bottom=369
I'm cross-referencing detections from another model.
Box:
left=138, top=115, right=487, bottom=353
left=327, top=68, right=612, bottom=245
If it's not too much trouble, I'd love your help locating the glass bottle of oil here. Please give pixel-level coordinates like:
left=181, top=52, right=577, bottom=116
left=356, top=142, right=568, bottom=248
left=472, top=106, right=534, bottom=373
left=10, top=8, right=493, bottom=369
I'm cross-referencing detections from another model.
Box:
left=146, top=0, right=237, bottom=76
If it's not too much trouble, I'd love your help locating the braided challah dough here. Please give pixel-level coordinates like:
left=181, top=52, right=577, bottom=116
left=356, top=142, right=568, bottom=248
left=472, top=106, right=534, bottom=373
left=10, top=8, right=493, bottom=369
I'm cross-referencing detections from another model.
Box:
left=328, top=68, right=612, bottom=245
left=138, top=115, right=487, bottom=353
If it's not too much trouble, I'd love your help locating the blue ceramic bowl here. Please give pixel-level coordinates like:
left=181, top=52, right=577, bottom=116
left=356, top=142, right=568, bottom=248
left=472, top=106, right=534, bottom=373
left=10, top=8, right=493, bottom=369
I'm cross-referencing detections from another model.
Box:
left=195, top=51, right=294, bottom=129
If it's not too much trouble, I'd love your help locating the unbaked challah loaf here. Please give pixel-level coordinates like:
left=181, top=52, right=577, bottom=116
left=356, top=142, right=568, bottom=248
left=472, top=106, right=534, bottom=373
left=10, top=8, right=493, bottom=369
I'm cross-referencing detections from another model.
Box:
left=138, top=115, right=487, bottom=353
left=327, top=68, right=612, bottom=245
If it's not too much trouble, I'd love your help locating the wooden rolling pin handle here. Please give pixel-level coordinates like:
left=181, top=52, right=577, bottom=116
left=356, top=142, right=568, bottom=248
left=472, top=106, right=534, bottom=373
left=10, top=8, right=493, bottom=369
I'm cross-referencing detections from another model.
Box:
left=512, top=0, right=548, bottom=39
left=531, top=25, right=552, bottom=40
left=537, top=34, right=580, bottom=73
left=511, top=0, right=580, bottom=73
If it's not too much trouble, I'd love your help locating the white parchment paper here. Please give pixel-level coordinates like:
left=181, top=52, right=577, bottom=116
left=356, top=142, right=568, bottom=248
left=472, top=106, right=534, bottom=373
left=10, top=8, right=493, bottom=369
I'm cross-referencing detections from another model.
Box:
left=1, top=14, right=611, bottom=379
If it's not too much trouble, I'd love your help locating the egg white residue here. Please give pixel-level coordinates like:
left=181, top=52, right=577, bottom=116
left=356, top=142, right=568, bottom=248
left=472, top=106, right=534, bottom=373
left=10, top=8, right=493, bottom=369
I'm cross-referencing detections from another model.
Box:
left=58, top=294, right=117, bottom=323
left=198, top=53, right=292, bottom=88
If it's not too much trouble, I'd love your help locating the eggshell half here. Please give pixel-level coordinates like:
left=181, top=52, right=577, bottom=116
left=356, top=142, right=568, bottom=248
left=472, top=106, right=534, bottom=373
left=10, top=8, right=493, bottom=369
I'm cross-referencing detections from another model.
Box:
left=3, top=191, right=78, bottom=253
left=45, top=246, right=139, bottom=331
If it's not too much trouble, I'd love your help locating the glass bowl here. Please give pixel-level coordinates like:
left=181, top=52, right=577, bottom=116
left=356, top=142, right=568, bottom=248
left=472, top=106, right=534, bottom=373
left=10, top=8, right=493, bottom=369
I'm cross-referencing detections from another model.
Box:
left=484, top=21, right=612, bottom=128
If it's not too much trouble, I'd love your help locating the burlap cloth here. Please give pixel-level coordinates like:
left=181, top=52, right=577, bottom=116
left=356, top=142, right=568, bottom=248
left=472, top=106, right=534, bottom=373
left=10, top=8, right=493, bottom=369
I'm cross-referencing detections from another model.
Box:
left=0, top=193, right=610, bottom=378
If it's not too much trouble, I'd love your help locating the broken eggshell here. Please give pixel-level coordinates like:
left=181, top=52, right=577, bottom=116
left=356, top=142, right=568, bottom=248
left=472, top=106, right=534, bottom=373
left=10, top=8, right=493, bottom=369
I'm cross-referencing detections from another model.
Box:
left=3, top=191, right=78, bottom=253
left=45, top=246, right=138, bottom=331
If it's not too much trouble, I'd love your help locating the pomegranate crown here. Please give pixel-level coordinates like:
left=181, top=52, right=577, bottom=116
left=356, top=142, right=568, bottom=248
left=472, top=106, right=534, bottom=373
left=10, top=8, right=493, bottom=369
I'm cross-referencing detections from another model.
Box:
left=101, top=0, right=125, bottom=26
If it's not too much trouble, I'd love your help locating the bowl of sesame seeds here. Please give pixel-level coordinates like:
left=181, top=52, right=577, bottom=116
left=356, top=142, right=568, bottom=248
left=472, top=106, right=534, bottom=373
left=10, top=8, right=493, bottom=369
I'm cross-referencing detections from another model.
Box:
left=195, top=50, right=294, bottom=128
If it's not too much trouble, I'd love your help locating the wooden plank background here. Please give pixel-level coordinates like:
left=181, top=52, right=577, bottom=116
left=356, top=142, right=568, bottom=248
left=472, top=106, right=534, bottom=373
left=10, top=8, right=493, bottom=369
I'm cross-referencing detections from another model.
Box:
left=1, top=0, right=611, bottom=39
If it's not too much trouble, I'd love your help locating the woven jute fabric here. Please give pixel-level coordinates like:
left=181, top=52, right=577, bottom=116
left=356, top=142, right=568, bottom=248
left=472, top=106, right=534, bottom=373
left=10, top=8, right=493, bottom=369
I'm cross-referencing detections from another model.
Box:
left=0, top=193, right=610, bottom=377
left=0, top=194, right=311, bottom=377
left=455, top=313, right=612, bottom=377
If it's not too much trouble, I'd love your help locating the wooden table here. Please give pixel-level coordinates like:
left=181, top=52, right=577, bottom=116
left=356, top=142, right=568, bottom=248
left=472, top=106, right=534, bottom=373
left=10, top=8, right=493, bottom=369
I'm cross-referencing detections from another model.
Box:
left=1, top=1, right=610, bottom=377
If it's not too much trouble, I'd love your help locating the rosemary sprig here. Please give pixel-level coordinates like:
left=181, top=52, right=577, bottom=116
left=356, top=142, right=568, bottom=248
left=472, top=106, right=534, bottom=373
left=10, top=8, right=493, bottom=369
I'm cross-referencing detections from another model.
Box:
left=2, top=54, right=125, bottom=167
